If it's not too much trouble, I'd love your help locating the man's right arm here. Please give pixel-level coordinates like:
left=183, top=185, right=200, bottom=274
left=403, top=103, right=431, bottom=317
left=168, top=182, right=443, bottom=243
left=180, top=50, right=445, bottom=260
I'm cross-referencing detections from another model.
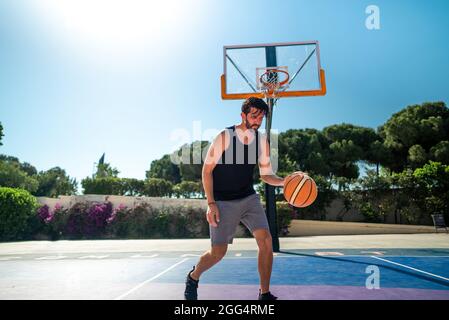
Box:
left=202, top=130, right=228, bottom=227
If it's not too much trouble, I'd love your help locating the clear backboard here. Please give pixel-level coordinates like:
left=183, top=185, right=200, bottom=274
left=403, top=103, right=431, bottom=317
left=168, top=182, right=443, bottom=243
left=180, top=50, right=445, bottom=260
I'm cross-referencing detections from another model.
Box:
left=221, top=41, right=326, bottom=100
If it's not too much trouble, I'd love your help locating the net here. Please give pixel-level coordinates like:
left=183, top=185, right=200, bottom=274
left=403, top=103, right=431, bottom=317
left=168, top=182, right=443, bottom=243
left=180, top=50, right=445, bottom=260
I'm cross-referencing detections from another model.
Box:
left=256, top=66, right=290, bottom=99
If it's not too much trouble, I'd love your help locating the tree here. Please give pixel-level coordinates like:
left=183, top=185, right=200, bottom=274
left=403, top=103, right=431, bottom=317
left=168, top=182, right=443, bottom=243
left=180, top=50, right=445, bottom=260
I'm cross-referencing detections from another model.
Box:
left=121, top=178, right=145, bottom=196
left=430, top=141, right=449, bottom=163
left=354, top=170, right=393, bottom=223
left=0, top=160, right=39, bottom=193
left=81, top=177, right=122, bottom=195
left=408, top=145, right=427, bottom=169
left=146, top=154, right=181, bottom=184
left=34, top=167, right=78, bottom=197
left=0, top=122, right=3, bottom=146
left=0, top=155, right=38, bottom=176
left=328, top=139, right=362, bottom=180
left=173, top=181, right=204, bottom=198
left=95, top=163, right=119, bottom=178
left=278, top=129, right=330, bottom=176
left=413, top=161, right=449, bottom=220
left=323, top=123, right=379, bottom=156
left=143, top=178, right=173, bottom=197
left=378, top=102, right=449, bottom=172
left=366, top=140, right=389, bottom=176
left=178, top=141, right=210, bottom=182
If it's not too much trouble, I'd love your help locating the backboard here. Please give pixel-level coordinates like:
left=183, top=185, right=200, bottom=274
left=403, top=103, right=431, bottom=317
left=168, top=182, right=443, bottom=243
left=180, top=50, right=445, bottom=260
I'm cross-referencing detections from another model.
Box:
left=221, top=41, right=326, bottom=100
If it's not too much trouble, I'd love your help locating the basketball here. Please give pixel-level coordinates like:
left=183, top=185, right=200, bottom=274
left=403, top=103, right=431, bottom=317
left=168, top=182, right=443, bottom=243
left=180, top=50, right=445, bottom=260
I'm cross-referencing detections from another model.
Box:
left=283, top=172, right=318, bottom=208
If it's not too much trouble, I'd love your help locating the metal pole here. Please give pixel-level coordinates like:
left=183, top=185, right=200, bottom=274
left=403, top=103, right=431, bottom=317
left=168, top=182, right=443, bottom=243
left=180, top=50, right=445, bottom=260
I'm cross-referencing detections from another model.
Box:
left=264, top=46, right=280, bottom=252
left=264, top=98, right=280, bottom=252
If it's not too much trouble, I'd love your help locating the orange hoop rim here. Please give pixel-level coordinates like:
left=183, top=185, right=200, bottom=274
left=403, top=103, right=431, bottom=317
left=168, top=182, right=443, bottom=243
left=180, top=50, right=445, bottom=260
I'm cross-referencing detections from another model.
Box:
left=259, top=69, right=290, bottom=93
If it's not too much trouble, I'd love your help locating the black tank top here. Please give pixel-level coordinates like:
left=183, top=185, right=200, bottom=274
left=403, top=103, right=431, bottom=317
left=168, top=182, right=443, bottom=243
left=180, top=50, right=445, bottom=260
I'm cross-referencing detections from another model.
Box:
left=213, top=126, right=259, bottom=201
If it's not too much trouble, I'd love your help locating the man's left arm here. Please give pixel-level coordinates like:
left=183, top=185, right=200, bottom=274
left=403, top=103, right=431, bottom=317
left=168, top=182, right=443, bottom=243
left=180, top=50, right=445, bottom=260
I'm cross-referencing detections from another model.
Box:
left=258, top=133, right=284, bottom=187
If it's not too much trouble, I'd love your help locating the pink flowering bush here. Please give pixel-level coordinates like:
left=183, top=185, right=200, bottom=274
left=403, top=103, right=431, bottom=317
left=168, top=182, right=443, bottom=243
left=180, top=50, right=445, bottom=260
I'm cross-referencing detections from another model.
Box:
left=32, top=201, right=211, bottom=240
left=84, top=202, right=113, bottom=237
left=37, top=205, right=54, bottom=224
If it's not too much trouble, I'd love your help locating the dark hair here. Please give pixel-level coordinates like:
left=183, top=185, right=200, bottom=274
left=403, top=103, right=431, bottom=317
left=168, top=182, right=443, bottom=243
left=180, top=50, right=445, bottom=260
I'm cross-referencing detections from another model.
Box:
left=241, top=97, right=269, bottom=115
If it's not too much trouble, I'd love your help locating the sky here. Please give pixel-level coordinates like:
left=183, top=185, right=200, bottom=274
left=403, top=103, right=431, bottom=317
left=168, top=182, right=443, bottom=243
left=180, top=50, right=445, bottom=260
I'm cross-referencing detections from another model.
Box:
left=1, top=0, right=448, bottom=191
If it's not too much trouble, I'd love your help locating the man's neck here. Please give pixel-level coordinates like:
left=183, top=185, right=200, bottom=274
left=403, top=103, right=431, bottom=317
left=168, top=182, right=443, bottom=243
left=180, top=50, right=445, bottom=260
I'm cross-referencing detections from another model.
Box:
left=236, top=123, right=248, bottom=131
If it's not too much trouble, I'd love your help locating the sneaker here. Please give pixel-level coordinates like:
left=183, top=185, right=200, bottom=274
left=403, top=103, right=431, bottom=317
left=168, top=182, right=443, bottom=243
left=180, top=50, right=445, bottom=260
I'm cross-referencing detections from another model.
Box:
left=258, top=290, right=278, bottom=300
left=184, top=266, right=199, bottom=300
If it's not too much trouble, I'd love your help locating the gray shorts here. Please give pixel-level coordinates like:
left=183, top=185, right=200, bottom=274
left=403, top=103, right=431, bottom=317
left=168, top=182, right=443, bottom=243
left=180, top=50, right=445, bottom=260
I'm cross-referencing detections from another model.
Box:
left=210, top=193, right=270, bottom=245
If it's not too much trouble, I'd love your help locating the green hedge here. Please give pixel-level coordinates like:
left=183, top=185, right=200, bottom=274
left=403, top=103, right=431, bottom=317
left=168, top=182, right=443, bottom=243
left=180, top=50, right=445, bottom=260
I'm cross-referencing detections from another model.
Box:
left=0, top=187, right=39, bottom=241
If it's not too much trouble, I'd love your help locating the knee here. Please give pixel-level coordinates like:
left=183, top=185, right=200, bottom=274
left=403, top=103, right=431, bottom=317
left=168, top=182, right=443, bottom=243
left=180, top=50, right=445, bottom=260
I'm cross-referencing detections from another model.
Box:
left=210, top=247, right=227, bottom=261
left=256, top=234, right=273, bottom=252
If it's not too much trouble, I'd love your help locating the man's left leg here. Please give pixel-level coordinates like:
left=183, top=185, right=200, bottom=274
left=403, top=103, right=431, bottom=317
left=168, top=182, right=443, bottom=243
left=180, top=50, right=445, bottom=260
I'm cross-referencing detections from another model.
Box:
left=253, top=228, right=273, bottom=294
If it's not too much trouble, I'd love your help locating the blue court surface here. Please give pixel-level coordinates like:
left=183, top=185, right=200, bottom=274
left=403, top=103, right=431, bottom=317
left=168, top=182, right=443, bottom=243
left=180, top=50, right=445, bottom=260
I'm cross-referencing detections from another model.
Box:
left=118, top=249, right=449, bottom=300
left=1, top=247, right=448, bottom=300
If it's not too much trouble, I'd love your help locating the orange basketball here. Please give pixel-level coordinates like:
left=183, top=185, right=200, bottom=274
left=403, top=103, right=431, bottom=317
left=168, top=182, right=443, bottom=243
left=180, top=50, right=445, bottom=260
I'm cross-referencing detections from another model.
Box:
left=283, top=172, right=318, bottom=208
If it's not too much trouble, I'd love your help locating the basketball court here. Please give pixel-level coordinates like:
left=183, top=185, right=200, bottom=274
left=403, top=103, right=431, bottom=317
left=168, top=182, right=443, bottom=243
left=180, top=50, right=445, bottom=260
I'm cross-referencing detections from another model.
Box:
left=1, top=234, right=448, bottom=300
left=1, top=3, right=448, bottom=308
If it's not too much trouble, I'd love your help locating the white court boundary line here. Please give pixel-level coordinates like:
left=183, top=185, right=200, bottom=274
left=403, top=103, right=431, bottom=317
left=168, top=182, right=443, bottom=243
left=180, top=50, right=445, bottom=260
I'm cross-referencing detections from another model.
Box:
left=234, top=254, right=449, bottom=259
left=371, top=256, right=449, bottom=282
left=114, top=258, right=189, bottom=300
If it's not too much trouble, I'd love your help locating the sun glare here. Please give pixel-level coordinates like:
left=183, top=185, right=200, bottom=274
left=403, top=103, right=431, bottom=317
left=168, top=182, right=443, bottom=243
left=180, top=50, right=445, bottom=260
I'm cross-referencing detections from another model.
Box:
left=28, top=0, right=202, bottom=61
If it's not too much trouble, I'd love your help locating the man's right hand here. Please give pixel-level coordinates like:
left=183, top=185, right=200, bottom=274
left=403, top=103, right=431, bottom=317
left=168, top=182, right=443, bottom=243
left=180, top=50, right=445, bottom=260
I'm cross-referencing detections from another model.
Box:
left=206, top=202, right=220, bottom=227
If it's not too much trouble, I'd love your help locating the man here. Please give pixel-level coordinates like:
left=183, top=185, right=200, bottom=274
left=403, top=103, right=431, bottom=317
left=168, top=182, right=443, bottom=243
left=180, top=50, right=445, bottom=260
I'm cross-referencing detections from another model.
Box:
left=184, top=97, right=285, bottom=300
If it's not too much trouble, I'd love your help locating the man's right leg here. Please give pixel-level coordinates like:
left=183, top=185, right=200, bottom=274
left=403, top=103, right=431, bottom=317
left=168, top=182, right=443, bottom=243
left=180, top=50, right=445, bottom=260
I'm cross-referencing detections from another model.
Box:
left=184, top=244, right=228, bottom=300
left=190, top=244, right=228, bottom=280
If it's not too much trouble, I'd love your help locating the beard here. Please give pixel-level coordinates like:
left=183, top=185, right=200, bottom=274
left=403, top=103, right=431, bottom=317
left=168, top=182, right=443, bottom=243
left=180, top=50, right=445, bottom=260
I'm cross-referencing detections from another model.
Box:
left=245, top=120, right=260, bottom=130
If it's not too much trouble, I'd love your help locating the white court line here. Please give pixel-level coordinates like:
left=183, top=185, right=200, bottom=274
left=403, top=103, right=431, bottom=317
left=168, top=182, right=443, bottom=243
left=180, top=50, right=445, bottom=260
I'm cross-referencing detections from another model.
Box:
left=114, top=258, right=189, bottom=300
left=315, top=252, right=344, bottom=256
left=78, top=255, right=109, bottom=259
left=35, top=256, right=67, bottom=260
left=371, top=256, right=449, bottom=282
left=130, top=254, right=159, bottom=259
left=377, top=255, right=449, bottom=258
left=360, top=251, right=385, bottom=255
left=181, top=254, right=201, bottom=258
left=0, top=257, right=22, bottom=261
left=221, top=254, right=449, bottom=258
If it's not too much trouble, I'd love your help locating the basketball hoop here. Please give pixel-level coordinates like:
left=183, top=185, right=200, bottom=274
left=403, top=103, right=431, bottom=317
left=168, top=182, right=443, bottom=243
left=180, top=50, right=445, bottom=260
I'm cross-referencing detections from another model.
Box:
left=257, top=66, right=290, bottom=99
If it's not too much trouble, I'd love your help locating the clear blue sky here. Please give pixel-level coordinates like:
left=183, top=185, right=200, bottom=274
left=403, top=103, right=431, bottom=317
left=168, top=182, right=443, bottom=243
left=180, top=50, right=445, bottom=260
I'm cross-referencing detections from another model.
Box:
left=1, top=0, right=448, bottom=190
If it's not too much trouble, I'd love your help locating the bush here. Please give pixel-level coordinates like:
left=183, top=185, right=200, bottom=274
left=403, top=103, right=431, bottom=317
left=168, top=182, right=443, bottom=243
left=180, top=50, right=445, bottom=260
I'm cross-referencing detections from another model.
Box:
left=130, top=202, right=160, bottom=238
left=105, top=204, right=133, bottom=238
left=276, top=201, right=297, bottom=236
left=257, top=200, right=297, bottom=237
left=143, top=178, right=173, bottom=197
left=84, top=202, right=114, bottom=237
left=413, top=161, right=449, bottom=221
left=81, top=177, right=124, bottom=195
left=173, top=181, right=204, bottom=198
left=33, top=203, right=68, bottom=240
left=0, top=187, right=39, bottom=241
left=173, top=205, right=209, bottom=238
left=359, top=202, right=383, bottom=223
left=62, top=202, right=115, bottom=239
left=30, top=198, right=304, bottom=239
left=32, top=201, right=208, bottom=240
left=65, top=202, right=91, bottom=239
